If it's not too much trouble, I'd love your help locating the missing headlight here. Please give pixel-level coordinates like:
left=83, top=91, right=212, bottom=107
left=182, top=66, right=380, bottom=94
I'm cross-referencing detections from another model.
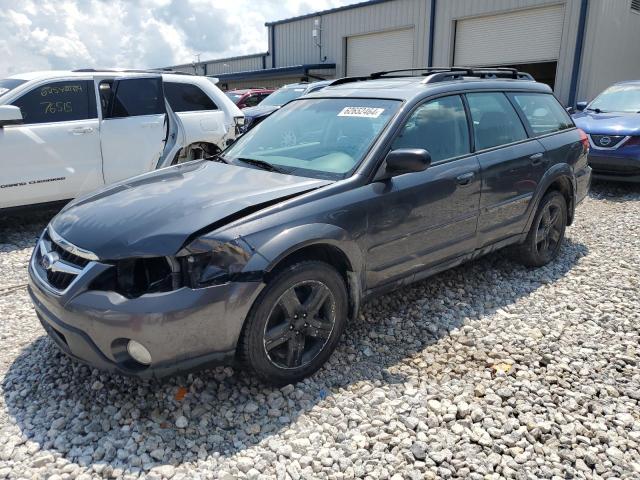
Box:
left=90, top=257, right=181, bottom=298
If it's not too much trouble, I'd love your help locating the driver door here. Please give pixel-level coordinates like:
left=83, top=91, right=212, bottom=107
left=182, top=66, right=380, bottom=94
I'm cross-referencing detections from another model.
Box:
left=99, top=75, right=174, bottom=184
left=365, top=95, right=481, bottom=288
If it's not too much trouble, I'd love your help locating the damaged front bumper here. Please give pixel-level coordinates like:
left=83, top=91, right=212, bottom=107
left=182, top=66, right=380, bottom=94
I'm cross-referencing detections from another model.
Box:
left=28, top=247, right=264, bottom=378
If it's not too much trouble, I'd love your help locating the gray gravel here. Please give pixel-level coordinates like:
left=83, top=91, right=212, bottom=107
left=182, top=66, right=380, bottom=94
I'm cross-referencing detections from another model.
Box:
left=1, top=182, right=639, bottom=479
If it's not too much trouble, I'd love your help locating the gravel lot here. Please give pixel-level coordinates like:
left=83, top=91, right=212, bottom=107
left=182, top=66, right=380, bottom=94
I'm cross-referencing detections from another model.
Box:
left=1, top=182, right=639, bottom=480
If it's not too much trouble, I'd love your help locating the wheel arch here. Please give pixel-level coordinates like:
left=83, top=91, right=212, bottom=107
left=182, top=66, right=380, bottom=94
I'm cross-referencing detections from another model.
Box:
left=525, top=165, right=576, bottom=233
left=245, top=223, right=364, bottom=321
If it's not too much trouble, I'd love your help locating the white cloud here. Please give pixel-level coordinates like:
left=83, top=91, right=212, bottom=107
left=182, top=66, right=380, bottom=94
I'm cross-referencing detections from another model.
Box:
left=0, top=0, right=361, bottom=76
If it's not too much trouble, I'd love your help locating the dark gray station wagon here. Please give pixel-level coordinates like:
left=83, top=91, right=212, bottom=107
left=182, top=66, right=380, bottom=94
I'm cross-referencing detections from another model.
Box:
left=29, top=68, right=591, bottom=385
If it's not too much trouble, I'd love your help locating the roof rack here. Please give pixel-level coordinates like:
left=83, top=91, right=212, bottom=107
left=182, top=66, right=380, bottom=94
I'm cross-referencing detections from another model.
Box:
left=71, top=68, right=194, bottom=75
left=328, top=67, right=534, bottom=88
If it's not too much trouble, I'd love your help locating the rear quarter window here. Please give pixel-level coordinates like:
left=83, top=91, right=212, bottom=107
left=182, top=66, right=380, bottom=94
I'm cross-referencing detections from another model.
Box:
left=164, top=82, right=218, bottom=112
left=510, top=93, right=573, bottom=136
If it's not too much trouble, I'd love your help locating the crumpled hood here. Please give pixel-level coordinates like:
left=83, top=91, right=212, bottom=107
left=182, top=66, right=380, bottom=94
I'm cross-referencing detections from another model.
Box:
left=572, top=111, right=640, bottom=135
left=51, top=161, right=331, bottom=259
left=242, top=104, right=280, bottom=119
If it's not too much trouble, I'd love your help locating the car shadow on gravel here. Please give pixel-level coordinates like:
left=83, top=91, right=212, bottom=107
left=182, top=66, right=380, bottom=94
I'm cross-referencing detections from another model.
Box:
left=2, top=238, right=588, bottom=475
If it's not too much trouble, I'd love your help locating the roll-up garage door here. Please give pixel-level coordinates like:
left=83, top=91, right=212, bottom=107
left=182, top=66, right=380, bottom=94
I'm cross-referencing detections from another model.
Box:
left=454, top=5, right=564, bottom=66
left=346, top=28, right=414, bottom=77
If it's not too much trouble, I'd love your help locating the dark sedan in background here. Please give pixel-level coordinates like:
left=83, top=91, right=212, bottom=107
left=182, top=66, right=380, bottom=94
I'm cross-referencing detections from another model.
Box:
left=572, top=81, right=640, bottom=182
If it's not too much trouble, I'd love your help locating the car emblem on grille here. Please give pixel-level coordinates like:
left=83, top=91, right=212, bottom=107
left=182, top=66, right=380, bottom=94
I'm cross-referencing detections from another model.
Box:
left=599, top=136, right=611, bottom=146
left=41, top=252, right=60, bottom=271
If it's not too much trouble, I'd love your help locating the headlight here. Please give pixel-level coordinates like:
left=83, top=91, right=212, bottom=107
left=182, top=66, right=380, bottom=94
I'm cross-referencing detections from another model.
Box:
left=179, top=238, right=252, bottom=288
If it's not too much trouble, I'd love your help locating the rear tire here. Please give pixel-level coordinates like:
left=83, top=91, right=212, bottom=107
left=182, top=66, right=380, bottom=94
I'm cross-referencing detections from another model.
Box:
left=239, top=261, right=348, bottom=386
left=513, top=191, right=567, bottom=267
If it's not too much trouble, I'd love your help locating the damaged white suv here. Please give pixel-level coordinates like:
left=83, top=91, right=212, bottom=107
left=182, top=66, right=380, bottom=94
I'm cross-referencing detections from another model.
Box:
left=0, top=70, right=243, bottom=211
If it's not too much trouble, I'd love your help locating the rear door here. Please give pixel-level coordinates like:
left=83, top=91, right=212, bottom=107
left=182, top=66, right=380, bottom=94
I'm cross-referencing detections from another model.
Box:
left=365, top=95, right=481, bottom=288
left=0, top=79, right=102, bottom=209
left=99, top=75, right=168, bottom=184
left=465, top=91, right=545, bottom=246
left=163, top=80, right=226, bottom=150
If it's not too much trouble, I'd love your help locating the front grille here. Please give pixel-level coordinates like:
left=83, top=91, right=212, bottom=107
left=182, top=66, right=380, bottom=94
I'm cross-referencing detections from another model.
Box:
left=49, top=238, right=90, bottom=268
left=34, top=228, right=95, bottom=292
left=590, top=134, right=626, bottom=149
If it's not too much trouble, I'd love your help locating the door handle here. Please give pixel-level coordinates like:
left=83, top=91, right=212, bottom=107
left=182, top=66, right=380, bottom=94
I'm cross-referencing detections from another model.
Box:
left=530, top=153, right=546, bottom=166
left=68, top=127, right=93, bottom=135
left=142, top=122, right=161, bottom=128
left=456, top=172, right=475, bottom=186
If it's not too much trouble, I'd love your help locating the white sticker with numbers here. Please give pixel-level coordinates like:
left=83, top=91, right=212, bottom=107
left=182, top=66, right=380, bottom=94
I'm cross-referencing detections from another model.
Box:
left=338, top=107, right=385, bottom=118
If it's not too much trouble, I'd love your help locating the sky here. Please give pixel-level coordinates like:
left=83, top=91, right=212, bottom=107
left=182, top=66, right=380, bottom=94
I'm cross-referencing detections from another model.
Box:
left=0, top=0, right=361, bottom=77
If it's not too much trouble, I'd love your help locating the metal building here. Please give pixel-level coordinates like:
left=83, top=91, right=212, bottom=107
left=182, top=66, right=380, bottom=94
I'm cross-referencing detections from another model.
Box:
left=170, top=0, right=640, bottom=106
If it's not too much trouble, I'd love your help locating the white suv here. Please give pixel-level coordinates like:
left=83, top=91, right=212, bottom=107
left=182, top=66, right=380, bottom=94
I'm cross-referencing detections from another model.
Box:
left=0, top=70, right=243, bottom=210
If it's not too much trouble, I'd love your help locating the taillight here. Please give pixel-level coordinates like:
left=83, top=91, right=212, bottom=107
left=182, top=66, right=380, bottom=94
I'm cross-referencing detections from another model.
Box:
left=577, top=129, right=589, bottom=154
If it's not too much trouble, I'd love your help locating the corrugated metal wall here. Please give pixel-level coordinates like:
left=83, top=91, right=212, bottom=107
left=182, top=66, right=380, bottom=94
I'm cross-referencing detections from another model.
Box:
left=578, top=0, right=640, bottom=102
left=204, top=54, right=266, bottom=75
left=271, top=0, right=430, bottom=76
left=432, top=0, right=582, bottom=105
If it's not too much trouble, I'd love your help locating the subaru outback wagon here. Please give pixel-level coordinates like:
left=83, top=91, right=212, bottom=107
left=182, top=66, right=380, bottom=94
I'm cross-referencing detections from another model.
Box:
left=29, top=67, right=591, bottom=385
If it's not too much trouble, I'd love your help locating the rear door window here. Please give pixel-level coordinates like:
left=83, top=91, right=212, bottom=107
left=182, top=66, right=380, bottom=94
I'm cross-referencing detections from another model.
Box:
left=12, top=80, right=96, bottom=125
left=510, top=92, right=574, bottom=136
left=109, top=77, right=165, bottom=117
left=392, top=95, right=471, bottom=162
left=164, top=82, right=217, bottom=112
left=466, top=92, right=528, bottom=150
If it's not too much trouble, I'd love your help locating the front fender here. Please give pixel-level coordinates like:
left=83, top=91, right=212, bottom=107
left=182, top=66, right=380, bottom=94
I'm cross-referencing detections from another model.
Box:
left=523, top=163, right=576, bottom=233
left=243, top=223, right=364, bottom=275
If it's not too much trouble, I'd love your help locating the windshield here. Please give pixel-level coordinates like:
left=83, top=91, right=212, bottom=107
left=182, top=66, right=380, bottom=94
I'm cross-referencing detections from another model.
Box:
left=224, top=98, right=401, bottom=180
left=260, top=86, right=307, bottom=107
left=225, top=92, right=243, bottom=102
left=588, top=84, right=640, bottom=113
left=0, top=79, right=27, bottom=98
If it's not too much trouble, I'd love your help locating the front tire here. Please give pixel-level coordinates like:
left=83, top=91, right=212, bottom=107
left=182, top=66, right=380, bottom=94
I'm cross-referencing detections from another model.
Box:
left=514, top=191, right=567, bottom=267
left=239, top=261, right=348, bottom=385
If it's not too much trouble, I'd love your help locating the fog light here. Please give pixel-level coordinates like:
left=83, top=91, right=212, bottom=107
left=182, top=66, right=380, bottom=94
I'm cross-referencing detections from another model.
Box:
left=127, top=340, right=152, bottom=365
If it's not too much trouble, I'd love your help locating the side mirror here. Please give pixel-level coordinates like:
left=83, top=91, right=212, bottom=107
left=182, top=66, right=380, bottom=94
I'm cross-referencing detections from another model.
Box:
left=0, top=105, right=23, bottom=127
left=576, top=101, right=588, bottom=111
left=238, top=103, right=246, bottom=109
left=377, top=148, right=431, bottom=180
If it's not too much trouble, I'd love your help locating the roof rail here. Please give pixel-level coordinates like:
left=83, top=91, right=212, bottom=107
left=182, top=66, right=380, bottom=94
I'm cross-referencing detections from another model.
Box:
left=71, top=68, right=194, bottom=76
left=422, top=66, right=534, bottom=84
left=370, top=67, right=469, bottom=79
left=323, top=66, right=535, bottom=89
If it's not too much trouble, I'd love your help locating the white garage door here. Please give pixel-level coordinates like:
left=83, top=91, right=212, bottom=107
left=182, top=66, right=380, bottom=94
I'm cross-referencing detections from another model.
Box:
left=454, top=5, right=564, bottom=66
left=346, top=28, right=414, bottom=77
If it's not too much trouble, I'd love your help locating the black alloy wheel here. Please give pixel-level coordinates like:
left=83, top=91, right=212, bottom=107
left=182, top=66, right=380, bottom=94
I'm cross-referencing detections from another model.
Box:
left=535, top=201, right=563, bottom=258
left=239, top=261, right=348, bottom=385
left=263, top=280, right=336, bottom=369
left=513, top=191, right=567, bottom=267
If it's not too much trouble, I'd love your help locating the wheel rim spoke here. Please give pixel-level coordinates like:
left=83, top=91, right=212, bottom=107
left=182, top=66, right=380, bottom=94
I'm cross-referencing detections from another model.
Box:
left=264, top=323, right=292, bottom=351
left=303, top=285, right=330, bottom=316
left=279, top=289, right=301, bottom=318
left=549, top=227, right=561, bottom=243
left=286, top=336, right=305, bottom=367
left=536, top=226, right=546, bottom=246
left=306, top=318, right=333, bottom=339
left=542, top=208, right=552, bottom=227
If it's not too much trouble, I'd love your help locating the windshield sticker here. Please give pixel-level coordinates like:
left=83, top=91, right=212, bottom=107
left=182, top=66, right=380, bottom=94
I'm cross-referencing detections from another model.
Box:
left=338, top=107, right=385, bottom=118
